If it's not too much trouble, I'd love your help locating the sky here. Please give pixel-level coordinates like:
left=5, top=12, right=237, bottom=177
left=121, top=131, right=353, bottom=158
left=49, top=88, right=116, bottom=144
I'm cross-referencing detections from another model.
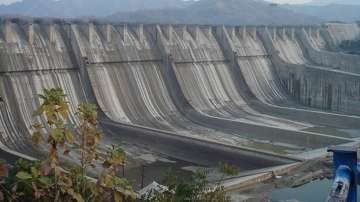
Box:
left=266, top=0, right=312, bottom=4
left=0, top=0, right=20, bottom=5
left=0, top=0, right=313, bottom=5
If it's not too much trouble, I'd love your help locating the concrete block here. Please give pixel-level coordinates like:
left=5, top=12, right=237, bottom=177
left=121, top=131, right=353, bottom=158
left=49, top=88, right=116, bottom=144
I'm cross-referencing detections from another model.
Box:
left=106, top=24, right=112, bottom=43
left=123, top=24, right=128, bottom=44
left=28, top=23, right=34, bottom=45
left=137, top=24, right=144, bottom=43
left=88, top=23, right=95, bottom=44
left=4, top=21, right=12, bottom=43
left=49, top=24, right=56, bottom=44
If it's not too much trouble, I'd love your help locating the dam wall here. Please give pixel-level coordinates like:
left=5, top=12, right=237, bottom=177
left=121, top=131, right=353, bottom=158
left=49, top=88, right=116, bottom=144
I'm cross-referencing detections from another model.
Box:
left=296, top=27, right=360, bottom=74
left=322, top=23, right=360, bottom=47
left=214, top=25, right=360, bottom=129
left=0, top=19, right=88, bottom=156
left=70, top=23, right=317, bottom=159
left=259, top=29, right=360, bottom=114
left=152, top=24, right=350, bottom=152
left=0, top=19, right=359, bottom=168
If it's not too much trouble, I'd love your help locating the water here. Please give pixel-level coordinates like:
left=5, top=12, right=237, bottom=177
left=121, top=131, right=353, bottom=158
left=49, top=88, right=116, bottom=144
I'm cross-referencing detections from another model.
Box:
left=271, top=179, right=360, bottom=202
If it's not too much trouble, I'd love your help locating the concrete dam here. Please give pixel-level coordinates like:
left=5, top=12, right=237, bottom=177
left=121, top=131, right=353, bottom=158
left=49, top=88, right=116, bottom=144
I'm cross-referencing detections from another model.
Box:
left=0, top=18, right=360, bottom=173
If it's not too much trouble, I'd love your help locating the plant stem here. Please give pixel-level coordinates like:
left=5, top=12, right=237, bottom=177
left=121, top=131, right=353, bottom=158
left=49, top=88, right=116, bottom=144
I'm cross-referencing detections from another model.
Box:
left=0, top=183, right=19, bottom=202
left=81, top=124, right=86, bottom=195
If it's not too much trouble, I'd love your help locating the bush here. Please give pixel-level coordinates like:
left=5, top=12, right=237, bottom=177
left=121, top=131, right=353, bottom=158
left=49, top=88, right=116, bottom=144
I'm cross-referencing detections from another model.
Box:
left=0, top=88, right=136, bottom=202
left=147, top=169, right=231, bottom=202
left=219, top=163, right=239, bottom=176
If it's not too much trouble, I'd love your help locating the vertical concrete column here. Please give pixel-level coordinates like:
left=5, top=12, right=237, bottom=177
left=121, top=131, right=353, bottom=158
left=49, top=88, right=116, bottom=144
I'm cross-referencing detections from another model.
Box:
left=4, top=21, right=12, bottom=43
left=137, top=24, right=144, bottom=43
left=49, top=23, right=56, bottom=44
left=181, top=25, right=187, bottom=39
left=290, top=28, right=295, bottom=40
left=307, top=26, right=312, bottom=36
left=229, top=26, right=235, bottom=40
left=207, top=26, right=212, bottom=37
left=216, top=26, right=224, bottom=43
left=258, top=26, right=272, bottom=37
left=281, top=27, right=286, bottom=39
left=315, top=27, right=320, bottom=39
left=240, top=26, right=247, bottom=39
left=272, top=27, right=277, bottom=41
left=167, top=24, right=172, bottom=44
left=106, top=24, right=112, bottom=43
left=28, top=23, right=34, bottom=45
left=262, top=26, right=268, bottom=37
left=88, top=23, right=95, bottom=44
left=123, top=24, right=128, bottom=45
left=195, top=26, right=200, bottom=41
left=65, top=23, right=72, bottom=41
left=251, top=27, right=257, bottom=40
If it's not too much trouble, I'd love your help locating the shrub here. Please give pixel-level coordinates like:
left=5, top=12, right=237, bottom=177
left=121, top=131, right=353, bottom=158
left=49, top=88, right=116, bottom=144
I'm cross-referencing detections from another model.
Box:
left=148, top=169, right=231, bottom=202
left=0, top=88, right=136, bottom=202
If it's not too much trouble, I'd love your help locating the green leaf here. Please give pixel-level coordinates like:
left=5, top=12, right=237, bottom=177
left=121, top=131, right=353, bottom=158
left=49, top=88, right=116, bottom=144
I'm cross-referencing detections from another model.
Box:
left=58, top=102, right=69, bottom=118
left=111, top=147, right=125, bottom=165
left=50, top=128, right=64, bottom=143
left=32, top=131, right=44, bottom=145
left=16, top=171, right=32, bottom=180
left=101, top=174, right=114, bottom=188
left=15, top=159, right=30, bottom=170
left=38, top=177, right=53, bottom=188
left=64, top=130, right=74, bottom=144
left=114, top=191, right=123, bottom=202
left=31, top=166, right=40, bottom=178
left=67, top=188, right=84, bottom=202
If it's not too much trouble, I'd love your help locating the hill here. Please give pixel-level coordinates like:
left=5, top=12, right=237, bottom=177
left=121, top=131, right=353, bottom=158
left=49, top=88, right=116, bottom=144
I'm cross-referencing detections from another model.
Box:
left=0, top=0, right=191, bottom=18
left=307, top=0, right=360, bottom=6
left=108, top=0, right=321, bottom=25
left=284, top=4, right=360, bottom=22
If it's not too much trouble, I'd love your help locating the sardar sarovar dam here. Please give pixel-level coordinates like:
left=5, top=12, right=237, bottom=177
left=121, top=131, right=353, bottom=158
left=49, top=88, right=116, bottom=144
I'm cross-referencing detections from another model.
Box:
left=0, top=18, right=360, bottom=177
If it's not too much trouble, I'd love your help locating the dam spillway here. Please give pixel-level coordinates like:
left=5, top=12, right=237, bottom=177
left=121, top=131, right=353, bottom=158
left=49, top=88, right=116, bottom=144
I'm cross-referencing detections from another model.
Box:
left=0, top=18, right=360, bottom=172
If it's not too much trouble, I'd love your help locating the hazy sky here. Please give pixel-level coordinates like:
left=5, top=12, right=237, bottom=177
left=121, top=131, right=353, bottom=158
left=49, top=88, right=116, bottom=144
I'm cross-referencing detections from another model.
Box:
left=266, top=0, right=312, bottom=4
left=0, top=0, right=20, bottom=5
left=0, top=0, right=313, bottom=5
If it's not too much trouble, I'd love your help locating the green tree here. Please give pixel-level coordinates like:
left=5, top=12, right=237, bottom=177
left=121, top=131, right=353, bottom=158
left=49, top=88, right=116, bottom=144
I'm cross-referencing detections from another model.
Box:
left=0, top=88, right=136, bottom=202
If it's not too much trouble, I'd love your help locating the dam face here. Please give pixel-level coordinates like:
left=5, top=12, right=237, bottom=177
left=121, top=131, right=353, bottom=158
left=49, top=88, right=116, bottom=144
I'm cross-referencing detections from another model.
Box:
left=0, top=19, right=360, bottom=172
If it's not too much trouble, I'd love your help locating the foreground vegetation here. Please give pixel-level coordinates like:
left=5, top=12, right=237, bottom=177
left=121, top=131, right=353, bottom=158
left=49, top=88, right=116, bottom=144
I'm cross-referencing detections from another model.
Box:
left=0, top=88, right=232, bottom=202
left=1, top=88, right=135, bottom=201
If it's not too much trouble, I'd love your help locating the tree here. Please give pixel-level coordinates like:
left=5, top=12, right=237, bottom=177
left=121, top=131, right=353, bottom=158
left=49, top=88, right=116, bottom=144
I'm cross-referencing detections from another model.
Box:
left=0, top=88, right=136, bottom=202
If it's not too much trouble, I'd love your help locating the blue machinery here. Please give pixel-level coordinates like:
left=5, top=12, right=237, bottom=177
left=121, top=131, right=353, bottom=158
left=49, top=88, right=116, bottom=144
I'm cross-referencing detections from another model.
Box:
left=327, top=146, right=359, bottom=202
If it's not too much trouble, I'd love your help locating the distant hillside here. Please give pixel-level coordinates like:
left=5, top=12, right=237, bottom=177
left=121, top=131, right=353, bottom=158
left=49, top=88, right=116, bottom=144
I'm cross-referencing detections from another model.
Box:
left=284, top=4, right=360, bottom=22
left=308, top=0, right=360, bottom=6
left=108, top=0, right=321, bottom=25
left=0, top=0, right=191, bottom=18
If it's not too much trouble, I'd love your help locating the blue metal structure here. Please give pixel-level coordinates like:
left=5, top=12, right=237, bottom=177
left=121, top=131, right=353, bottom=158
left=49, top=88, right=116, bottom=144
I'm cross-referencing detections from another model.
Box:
left=328, top=146, right=358, bottom=202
